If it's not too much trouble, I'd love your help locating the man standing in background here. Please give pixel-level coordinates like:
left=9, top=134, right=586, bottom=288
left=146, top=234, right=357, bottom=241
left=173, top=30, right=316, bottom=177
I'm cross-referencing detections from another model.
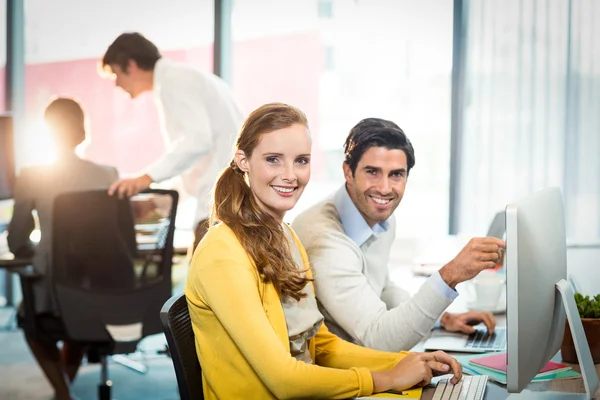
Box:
left=101, top=32, right=243, bottom=251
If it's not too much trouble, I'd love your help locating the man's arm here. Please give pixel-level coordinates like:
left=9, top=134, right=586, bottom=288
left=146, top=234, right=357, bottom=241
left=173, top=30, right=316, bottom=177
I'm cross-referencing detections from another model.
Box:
left=380, top=273, right=411, bottom=309
left=146, top=81, right=214, bottom=183
left=108, top=166, right=119, bottom=182
left=7, top=169, right=36, bottom=258
left=380, top=269, right=458, bottom=309
left=434, top=237, right=505, bottom=334
left=109, top=82, right=214, bottom=198
left=381, top=270, right=459, bottom=329
left=307, top=232, right=454, bottom=352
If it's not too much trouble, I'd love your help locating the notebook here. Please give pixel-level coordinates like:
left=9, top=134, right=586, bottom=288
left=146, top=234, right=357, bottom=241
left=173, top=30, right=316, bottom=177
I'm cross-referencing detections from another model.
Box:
left=469, top=352, right=572, bottom=377
left=454, top=353, right=580, bottom=385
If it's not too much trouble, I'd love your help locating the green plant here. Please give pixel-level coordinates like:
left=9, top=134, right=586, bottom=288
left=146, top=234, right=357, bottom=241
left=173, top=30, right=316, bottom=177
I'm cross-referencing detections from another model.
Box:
left=574, top=293, right=600, bottom=318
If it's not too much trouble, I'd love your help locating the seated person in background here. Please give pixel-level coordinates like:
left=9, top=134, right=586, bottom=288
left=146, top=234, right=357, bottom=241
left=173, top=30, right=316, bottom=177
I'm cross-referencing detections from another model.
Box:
left=184, top=103, right=462, bottom=400
left=7, top=97, right=119, bottom=400
left=292, top=118, right=505, bottom=353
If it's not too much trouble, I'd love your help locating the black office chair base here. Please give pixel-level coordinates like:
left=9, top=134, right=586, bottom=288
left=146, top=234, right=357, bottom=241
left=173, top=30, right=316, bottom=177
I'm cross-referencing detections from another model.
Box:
left=98, top=382, right=111, bottom=400
left=98, top=354, right=113, bottom=400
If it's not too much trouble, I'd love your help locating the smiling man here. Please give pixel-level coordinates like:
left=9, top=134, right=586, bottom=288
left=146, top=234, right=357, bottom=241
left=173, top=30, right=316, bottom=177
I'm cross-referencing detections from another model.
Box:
left=100, top=32, right=243, bottom=253
left=292, top=118, right=505, bottom=352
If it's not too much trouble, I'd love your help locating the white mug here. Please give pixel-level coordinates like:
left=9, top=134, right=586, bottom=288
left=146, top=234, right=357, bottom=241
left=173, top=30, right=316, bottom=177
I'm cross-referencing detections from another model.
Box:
left=467, top=270, right=505, bottom=311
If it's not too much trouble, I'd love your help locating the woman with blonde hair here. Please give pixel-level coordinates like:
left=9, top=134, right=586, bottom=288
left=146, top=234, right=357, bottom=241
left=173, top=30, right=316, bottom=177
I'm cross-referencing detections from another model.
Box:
left=184, top=102, right=461, bottom=399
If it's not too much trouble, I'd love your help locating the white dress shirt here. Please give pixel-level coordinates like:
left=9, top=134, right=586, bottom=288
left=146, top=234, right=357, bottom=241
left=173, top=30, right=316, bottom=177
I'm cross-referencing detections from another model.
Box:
left=146, top=58, right=244, bottom=223
left=332, top=186, right=457, bottom=300
left=292, top=185, right=458, bottom=352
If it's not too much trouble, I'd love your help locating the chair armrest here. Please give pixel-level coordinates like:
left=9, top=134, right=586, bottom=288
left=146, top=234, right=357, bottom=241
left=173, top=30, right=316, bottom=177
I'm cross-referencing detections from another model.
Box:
left=14, top=267, right=42, bottom=334
left=14, top=267, right=42, bottom=280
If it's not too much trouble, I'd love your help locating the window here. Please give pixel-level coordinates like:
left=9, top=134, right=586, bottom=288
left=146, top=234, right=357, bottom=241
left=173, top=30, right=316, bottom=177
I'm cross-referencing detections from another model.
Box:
left=318, top=0, right=334, bottom=19
left=324, top=45, right=335, bottom=71
left=0, top=0, right=6, bottom=112
left=231, top=0, right=454, bottom=238
left=19, top=0, right=214, bottom=229
left=457, top=0, right=600, bottom=241
left=22, top=0, right=214, bottom=173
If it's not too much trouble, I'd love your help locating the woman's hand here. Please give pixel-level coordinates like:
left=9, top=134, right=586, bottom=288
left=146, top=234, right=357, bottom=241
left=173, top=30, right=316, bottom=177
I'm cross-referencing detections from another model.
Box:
left=371, top=351, right=462, bottom=393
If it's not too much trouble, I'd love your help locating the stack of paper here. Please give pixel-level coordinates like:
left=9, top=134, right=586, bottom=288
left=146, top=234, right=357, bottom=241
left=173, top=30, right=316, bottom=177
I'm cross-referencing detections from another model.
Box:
left=454, top=352, right=581, bottom=385
left=470, top=353, right=572, bottom=377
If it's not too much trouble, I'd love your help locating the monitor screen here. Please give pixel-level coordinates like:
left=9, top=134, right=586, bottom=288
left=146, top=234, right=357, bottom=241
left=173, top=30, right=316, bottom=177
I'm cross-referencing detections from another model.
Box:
left=505, top=187, right=567, bottom=393
left=505, top=186, right=599, bottom=399
left=0, top=115, right=15, bottom=201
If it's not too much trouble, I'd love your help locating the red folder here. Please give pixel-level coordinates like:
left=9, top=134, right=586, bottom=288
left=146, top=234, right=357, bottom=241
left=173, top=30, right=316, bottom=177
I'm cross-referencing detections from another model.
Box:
left=469, top=353, right=571, bottom=377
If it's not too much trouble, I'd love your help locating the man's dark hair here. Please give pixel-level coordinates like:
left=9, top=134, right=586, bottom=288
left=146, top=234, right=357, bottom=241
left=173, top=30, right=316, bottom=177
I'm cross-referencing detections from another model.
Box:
left=343, top=117, right=415, bottom=175
left=44, top=97, right=86, bottom=148
left=101, top=32, right=161, bottom=73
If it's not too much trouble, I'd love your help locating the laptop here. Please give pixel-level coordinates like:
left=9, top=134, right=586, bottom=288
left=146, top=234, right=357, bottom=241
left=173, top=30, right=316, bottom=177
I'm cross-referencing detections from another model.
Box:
left=423, top=325, right=506, bottom=353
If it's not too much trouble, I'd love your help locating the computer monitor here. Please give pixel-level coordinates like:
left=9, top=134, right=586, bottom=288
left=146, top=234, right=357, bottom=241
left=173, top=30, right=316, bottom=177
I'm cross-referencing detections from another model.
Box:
left=0, top=114, right=15, bottom=201
left=486, top=210, right=506, bottom=239
left=505, top=187, right=598, bottom=399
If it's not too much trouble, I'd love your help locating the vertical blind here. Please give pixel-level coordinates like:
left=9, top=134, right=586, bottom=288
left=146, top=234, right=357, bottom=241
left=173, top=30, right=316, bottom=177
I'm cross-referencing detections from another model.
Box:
left=457, top=0, right=599, bottom=241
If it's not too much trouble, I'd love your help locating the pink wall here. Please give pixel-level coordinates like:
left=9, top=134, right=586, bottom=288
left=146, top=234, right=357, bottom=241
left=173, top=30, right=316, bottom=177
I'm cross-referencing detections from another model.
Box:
left=23, top=47, right=213, bottom=174
left=10, top=32, right=324, bottom=178
left=232, top=31, right=324, bottom=176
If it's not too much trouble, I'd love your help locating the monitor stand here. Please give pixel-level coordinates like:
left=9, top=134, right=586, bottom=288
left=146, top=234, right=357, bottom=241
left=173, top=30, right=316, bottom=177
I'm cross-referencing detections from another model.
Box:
left=508, top=279, right=599, bottom=399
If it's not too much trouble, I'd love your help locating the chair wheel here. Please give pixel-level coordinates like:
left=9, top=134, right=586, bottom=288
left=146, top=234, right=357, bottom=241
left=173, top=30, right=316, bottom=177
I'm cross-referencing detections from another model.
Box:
left=98, top=382, right=111, bottom=400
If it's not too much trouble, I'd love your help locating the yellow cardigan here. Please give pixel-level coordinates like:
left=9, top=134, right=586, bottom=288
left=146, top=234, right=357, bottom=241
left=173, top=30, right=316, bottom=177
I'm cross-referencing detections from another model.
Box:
left=184, top=223, right=407, bottom=399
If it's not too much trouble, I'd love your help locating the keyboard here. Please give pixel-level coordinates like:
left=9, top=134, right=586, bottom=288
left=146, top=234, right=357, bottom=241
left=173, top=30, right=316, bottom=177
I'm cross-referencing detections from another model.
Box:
left=465, top=327, right=506, bottom=350
left=432, top=375, right=488, bottom=400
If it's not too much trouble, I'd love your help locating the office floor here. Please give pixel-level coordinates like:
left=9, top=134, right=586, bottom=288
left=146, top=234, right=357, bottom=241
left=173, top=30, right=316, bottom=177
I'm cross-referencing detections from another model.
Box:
left=0, top=255, right=190, bottom=400
left=0, top=319, right=179, bottom=400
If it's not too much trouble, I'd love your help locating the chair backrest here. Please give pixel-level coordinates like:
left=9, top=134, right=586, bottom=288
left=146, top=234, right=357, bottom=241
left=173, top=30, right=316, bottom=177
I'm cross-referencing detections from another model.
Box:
left=160, top=293, right=203, bottom=400
left=51, top=189, right=178, bottom=345
left=52, top=189, right=138, bottom=290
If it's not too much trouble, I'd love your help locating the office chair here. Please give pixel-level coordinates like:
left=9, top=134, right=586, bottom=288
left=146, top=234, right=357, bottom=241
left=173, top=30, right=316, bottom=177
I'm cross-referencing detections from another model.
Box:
left=19, top=189, right=178, bottom=400
left=160, top=293, right=204, bottom=400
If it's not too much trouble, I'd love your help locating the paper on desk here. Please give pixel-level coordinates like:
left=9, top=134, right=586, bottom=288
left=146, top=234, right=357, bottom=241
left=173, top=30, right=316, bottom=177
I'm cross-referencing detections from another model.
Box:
left=454, top=353, right=581, bottom=385
left=359, top=387, right=422, bottom=398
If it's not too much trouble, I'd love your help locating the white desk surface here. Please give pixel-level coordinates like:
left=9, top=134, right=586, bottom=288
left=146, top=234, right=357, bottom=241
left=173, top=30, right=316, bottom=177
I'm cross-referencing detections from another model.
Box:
left=388, top=266, right=600, bottom=399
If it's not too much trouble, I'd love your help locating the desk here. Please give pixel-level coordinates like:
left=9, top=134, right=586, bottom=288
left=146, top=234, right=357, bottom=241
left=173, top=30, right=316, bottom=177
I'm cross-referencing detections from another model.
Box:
left=393, top=270, right=600, bottom=399
left=415, top=330, right=600, bottom=398
left=0, top=254, right=31, bottom=331
left=0, top=253, right=32, bottom=307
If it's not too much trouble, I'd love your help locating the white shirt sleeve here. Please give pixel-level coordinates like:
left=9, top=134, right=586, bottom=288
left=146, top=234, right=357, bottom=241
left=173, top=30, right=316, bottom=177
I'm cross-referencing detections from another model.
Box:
left=382, top=270, right=458, bottom=330
left=145, top=82, right=213, bottom=183
left=382, top=271, right=458, bottom=306
left=380, top=273, right=411, bottom=309
left=428, top=270, right=459, bottom=300
left=308, top=232, right=455, bottom=352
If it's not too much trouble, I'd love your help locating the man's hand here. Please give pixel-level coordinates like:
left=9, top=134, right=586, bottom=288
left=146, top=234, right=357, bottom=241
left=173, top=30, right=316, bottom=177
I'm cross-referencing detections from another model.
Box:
left=108, top=174, right=153, bottom=199
left=440, top=311, right=495, bottom=335
left=439, top=237, right=505, bottom=288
